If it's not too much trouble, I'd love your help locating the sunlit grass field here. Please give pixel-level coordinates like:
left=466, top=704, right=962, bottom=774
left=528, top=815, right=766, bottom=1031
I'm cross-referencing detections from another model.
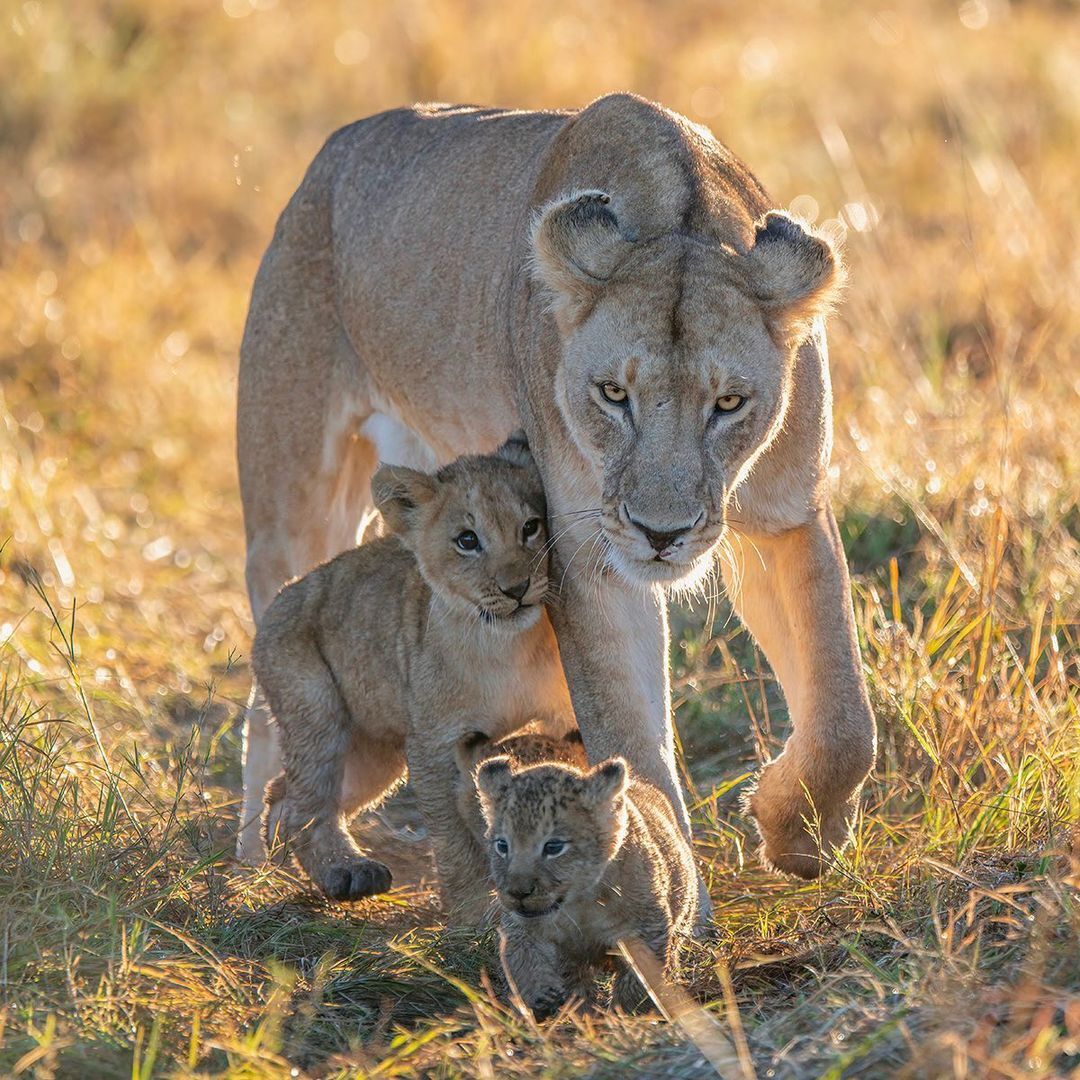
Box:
left=2, top=1, right=1078, bottom=1076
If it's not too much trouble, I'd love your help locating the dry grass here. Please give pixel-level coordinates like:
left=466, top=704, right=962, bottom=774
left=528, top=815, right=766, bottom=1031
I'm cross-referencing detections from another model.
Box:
left=1, top=0, right=1078, bottom=1076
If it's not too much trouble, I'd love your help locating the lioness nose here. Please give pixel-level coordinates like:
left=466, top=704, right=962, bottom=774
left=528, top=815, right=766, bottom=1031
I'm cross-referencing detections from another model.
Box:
left=628, top=512, right=703, bottom=553
left=508, top=882, right=535, bottom=900
left=500, top=579, right=530, bottom=602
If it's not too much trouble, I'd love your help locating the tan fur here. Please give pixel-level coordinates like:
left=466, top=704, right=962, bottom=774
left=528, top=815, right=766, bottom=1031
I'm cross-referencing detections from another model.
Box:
left=237, top=93, right=876, bottom=881
left=476, top=756, right=698, bottom=1017
left=253, top=437, right=574, bottom=919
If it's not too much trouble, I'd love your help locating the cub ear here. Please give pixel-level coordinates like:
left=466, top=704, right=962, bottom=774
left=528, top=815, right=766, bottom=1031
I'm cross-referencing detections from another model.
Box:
left=562, top=728, right=584, bottom=747
left=475, top=755, right=514, bottom=807
left=371, top=464, right=437, bottom=537
left=494, top=429, right=534, bottom=471
left=455, top=730, right=491, bottom=776
left=530, top=190, right=636, bottom=324
left=583, top=757, right=628, bottom=806
left=738, top=211, right=845, bottom=340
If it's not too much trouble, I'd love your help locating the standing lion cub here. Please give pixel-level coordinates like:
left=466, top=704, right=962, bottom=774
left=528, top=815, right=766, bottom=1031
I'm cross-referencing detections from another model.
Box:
left=253, top=434, right=574, bottom=918
left=476, top=754, right=698, bottom=1017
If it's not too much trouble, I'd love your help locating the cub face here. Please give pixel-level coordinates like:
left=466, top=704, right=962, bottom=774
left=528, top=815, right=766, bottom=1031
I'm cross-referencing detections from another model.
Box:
left=475, top=757, right=629, bottom=919
left=372, top=433, right=550, bottom=629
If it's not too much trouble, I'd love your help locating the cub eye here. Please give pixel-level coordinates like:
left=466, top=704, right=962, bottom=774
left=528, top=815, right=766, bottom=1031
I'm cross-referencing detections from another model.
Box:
left=600, top=382, right=628, bottom=405
left=522, top=517, right=542, bottom=541
left=542, top=839, right=567, bottom=858
left=715, top=394, right=746, bottom=414
left=493, top=837, right=509, bottom=857
left=455, top=530, right=480, bottom=552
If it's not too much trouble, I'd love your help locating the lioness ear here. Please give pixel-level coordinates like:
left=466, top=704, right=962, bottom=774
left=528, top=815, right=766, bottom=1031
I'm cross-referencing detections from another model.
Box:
left=739, top=211, right=844, bottom=340
left=583, top=757, right=628, bottom=806
left=495, top=429, right=534, bottom=471
left=371, top=464, right=437, bottom=537
left=475, top=756, right=514, bottom=811
left=530, top=190, right=636, bottom=324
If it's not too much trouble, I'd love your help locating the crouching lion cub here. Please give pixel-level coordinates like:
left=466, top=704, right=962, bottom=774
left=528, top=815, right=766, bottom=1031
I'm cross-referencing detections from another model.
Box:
left=476, top=755, right=698, bottom=1017
left=253, top=434, right=575, bottom=919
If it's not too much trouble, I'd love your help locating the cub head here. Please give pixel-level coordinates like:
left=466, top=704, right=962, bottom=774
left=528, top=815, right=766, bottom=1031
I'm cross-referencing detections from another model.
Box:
left=454, top=726, right=587, bottom=844
left=475, top=755, right=629, bottom=919
left=371, top=433, right=549, bottom=629
left=531, top=190, right=844, bottom=587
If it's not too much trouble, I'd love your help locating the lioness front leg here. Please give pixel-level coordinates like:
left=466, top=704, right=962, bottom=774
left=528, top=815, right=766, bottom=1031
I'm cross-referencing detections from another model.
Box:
left=547, top=569, right=687, bottom=830
left=723, top=507, right=876, bottom=877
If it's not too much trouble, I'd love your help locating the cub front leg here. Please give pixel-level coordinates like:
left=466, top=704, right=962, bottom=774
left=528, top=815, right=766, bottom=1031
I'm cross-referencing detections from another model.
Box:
left=499, top=925, right=569, bottom=1021
left=407, top=735, right=493, bottom=924
left=273, top=717, right=393, bottom=902
left=610, top=923, right=676, bottom=1014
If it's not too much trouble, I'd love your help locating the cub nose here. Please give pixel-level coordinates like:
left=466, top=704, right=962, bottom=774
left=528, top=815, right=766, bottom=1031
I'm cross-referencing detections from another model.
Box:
left=500, top=579, right=530, bottom=602
left=627, top=510, right=704, bottom=553
left=508, top=882, right=535, bottom=901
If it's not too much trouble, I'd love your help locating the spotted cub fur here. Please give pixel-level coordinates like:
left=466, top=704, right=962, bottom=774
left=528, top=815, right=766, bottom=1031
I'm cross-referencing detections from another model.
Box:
left=476, top=755, right=698, bottom=1016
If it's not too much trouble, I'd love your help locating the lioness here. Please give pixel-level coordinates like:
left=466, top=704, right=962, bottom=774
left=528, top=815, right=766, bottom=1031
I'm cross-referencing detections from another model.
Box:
left=238, top=93, right=876, bottom=881
left=253, top=435, right=574, bottom=915
left=476, top=754, right=697, bottom=1018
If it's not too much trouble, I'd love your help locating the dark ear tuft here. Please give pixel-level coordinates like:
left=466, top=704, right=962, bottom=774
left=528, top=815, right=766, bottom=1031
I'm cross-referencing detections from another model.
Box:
left=455, top=730, right=491, bottom=775
left=737, top=210, right=845, bottom=341
left=584, top=757, right=628, bottom=805
left=475, top=756, right=514, bottom=806
left=530, top=189, right=636, bottom=324
left=495, top=430, right=534, bottom=470
left=371, top=464, right=437, bottom=537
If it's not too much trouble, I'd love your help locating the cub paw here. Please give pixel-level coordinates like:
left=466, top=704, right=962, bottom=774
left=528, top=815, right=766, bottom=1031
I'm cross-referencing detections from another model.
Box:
left=611, top=973, right=649, bottom=1014
left=319, top=858, right=393, bottom=901
left=529, top=986, right=568, bottom=1022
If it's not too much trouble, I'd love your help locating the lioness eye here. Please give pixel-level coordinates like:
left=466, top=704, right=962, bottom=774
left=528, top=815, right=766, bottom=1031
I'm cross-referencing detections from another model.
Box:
left=542, top=839, right=567, bottom=857
left=522, top=518, right=542, bottom=540
left=493, top=837, right=509, bottom=857
left=600, top=382, right=628, bottom=405
left=455, top=530, right=480, bottom=552
left=715, top=394, right=746, bottom=414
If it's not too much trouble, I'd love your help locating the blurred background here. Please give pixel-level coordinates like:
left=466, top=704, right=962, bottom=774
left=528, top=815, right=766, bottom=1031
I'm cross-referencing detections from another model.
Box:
left=0, top=2, right=1078, bottom=1076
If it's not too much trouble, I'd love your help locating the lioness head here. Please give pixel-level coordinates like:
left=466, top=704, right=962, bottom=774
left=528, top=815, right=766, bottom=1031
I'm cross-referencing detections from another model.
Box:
left=476, top=755, right=628, bottom=919
left=372, top=433, right=550, bottom=629
left=531, top=192, right=843, bottom=586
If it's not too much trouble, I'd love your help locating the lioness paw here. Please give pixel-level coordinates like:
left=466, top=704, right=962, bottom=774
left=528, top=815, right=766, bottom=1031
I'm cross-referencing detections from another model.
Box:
left=747, top=759, right=855, bottom=879
left=320, top=858, right=393, bottom=901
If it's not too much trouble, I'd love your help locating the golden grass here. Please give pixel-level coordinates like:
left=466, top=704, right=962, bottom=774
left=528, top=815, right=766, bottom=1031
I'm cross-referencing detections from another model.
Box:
left=1, top=0, right=1078, bottom=1076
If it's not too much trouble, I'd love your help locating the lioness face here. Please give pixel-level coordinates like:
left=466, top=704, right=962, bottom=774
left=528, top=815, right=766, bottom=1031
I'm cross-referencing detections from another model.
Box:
left=371, top=434, right=551, bottom=630
left=532, top=194, right=842, bottom=588
left=475, top=757, right=628, bottom=919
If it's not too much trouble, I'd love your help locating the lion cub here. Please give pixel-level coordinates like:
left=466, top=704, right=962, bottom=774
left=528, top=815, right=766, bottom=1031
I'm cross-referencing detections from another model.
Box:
left=253, top=434, right=574, bottom=918
left=476, top=755, right=698, bottom=1017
